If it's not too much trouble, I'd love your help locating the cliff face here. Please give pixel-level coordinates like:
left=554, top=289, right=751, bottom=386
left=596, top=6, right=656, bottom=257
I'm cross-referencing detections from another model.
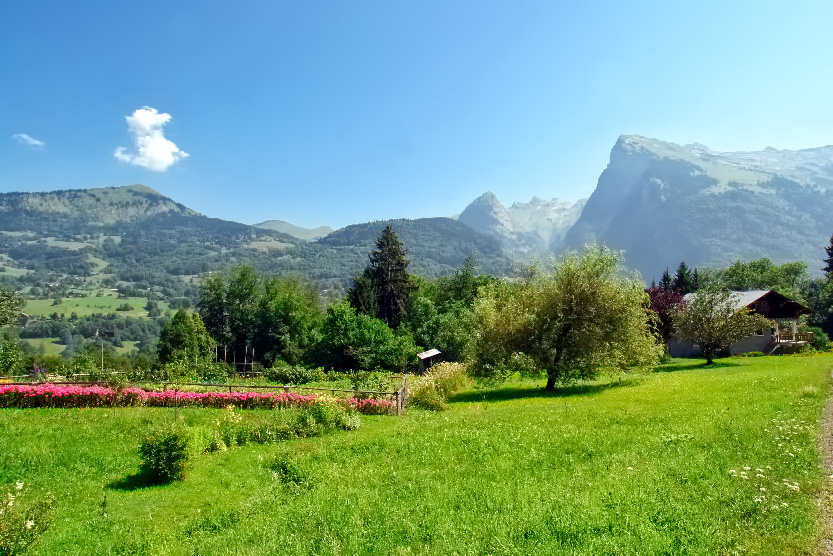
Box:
left=564, top=135, right=833, bottom=278
left=458, top=192, right=586, bottom=258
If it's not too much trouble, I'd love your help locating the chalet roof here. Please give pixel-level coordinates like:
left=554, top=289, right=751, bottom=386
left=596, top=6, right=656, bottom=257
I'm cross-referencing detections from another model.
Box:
left=683, top=289, right=809, bottom=317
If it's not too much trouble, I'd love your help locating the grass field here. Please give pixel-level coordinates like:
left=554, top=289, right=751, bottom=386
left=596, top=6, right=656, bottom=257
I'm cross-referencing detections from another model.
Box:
left=23, top=294, right=168, bottom=319
left=1, top=355, right=831, bottom=555
left=21, top=337, right=66, bottom=356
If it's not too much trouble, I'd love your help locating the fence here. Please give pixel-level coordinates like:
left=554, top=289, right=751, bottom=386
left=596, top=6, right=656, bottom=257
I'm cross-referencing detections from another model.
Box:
left=0, top=374, right=410, bottom=415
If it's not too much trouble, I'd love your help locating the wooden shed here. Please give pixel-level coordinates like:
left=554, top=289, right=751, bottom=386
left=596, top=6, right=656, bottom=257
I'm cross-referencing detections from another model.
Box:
left=417, top=348, right=442, bottom=375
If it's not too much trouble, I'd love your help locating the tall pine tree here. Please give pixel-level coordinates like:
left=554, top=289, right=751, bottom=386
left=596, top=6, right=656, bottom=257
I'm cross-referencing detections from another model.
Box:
left=672, top=261, right=694, bottom=294
left=348, top=225, right=413, bottom=328
left=659, top=268, right=672, bottom=291
left=824, top=233, right=833, bottom=275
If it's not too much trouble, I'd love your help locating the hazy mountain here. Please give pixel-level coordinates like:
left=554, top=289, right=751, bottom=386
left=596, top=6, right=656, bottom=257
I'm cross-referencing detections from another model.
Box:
left=0, top=184, right=198, bottom=232
left=255, top=220, right=334, bottom=242
left=565, top=135, right=833, bottom=278
left=458, top=192, right=586, bottom=258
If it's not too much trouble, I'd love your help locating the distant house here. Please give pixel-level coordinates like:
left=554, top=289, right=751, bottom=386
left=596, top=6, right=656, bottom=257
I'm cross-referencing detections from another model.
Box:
left=668, top=289, right=811, bottom=357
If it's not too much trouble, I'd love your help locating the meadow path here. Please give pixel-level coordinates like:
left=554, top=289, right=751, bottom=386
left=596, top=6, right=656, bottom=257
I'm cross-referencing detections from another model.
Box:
left=819, top=373, right=833, bottom=555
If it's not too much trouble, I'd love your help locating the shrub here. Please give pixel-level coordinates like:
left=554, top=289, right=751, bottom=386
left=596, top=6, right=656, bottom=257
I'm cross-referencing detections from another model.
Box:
left=311, top=301, right=419, bottom=373
left=807, top=326, right=831, bottom=351
left=308, top=394, right=360, bottom=430
left=138, top=427, right=191, bottom=484
left=116, top=303, right=134, bottom=311
left=194, top=362, right=230, bottom=384
left=0, top=482, right=53, bottom=556
left=264, top=363, right=325, bottom=385
left=265, top=455, right=311, bottom=489
left=349, top=370, right=394, bottom=392
left=408, top=377, right=448, bottom=411
left=409, top=362, right=469, bottom=411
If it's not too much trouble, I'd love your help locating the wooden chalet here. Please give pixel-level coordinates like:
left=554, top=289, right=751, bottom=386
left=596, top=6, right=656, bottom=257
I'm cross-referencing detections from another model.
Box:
left=668, top=289, right=812, bottom=357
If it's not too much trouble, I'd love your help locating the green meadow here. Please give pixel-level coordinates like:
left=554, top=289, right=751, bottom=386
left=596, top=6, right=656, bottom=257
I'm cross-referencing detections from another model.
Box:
left=23, top=294, right=168, bottom=319
left=1, top=355, right=831, bottom=555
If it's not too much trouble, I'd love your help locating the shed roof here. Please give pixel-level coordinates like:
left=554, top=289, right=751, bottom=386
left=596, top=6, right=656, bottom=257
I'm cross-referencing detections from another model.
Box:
left=417, top=348, right=441, bottom=360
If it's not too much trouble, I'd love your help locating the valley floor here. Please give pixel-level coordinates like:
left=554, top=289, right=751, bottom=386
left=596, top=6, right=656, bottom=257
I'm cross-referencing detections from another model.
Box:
left=1, top=354, right=832, bottom=555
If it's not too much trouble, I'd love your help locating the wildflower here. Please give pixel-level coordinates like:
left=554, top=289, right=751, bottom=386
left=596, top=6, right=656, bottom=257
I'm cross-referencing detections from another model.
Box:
left=15, top=481, right=23, bottom=491
left=626, top=467, right=633, bottom=470
left=24, top=520, right=34, bottom=529
left=743, top=466, right=751, bottom=471
left=759, top=487, right=766, bottom=491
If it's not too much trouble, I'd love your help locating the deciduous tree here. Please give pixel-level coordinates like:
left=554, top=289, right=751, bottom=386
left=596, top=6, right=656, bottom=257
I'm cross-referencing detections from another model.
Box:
left=471, top=247, right=663, bottom=389
left=157, top=309, right=215, bottom=365
left=645, top=286, right=685, bottom=344
left=670, top=286, right=772, bottom=364
left=0, top=286, right=23, bottom=327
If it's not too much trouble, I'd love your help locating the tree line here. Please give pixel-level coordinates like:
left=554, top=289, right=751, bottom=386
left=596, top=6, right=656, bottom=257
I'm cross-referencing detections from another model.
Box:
left=1, top=226, right=832, bottom=384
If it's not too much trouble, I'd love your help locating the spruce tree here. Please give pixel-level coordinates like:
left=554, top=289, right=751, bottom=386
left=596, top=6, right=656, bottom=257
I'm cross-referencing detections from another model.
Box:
left=367, top=225, right=413, bottom=328
left=672, top=261, right=694, bottom=294
left=824, top=233, right=833, bottom=275
left=659, top=268, right=672, bottom=291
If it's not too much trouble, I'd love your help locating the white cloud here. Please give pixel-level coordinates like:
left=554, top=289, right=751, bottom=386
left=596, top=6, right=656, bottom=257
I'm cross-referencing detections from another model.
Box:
left=114, top=106, right=189, bottom=171
left=11, top=133, right=45, bottom=148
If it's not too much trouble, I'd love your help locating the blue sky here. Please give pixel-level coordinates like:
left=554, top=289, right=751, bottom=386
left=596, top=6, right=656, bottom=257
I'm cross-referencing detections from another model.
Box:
left=2, top=1, right=831, bottom=229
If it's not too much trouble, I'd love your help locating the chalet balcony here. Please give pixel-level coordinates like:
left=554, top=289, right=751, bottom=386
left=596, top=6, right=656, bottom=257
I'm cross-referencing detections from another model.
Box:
left=773, top=331, right=813, bottom=344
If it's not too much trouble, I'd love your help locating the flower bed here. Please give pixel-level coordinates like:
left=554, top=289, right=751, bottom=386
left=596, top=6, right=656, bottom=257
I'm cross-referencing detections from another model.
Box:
left=0, top=384, right=394, bottom=414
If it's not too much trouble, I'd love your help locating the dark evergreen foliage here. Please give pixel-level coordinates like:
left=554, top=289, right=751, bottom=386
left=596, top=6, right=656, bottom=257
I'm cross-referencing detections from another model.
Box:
left=659, top=268, right=672, bottom=291
left=370, top=226, right=413, bottom=328
left=672, top=261, right=694, bottom=294
left=824, top=233, right=833, bottom=275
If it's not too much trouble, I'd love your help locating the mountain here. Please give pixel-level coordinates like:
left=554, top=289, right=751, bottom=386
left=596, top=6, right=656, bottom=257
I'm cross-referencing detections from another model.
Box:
left=0, top=184, right=199, bottom=232
left=311, top=218, right=510, bottom=278
left=255, top=220, right=334, bottom=242
left=458, top=192, right=586, bottom=258
left=0, top=185, right=512, bottom=307
left=565, top=135, right=833, bottom=278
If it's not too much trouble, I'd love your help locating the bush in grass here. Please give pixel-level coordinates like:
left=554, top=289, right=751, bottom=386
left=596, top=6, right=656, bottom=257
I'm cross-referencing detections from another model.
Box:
left=138, top=427, right=191, bottom=484
left=409, top=362, right=469, bottom=411
left=207, top=405, right=246, bottom=452
left=263, top=362, right=325, bottom=385
left=265, top=455, right=311, bottom=489
left=0, top=482, right=53, bottom=556
left=309, top=394, right=361, bottom=430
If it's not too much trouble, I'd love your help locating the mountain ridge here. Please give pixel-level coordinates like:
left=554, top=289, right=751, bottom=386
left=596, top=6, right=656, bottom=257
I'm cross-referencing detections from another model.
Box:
left=565, top=135, right=833, bottom=278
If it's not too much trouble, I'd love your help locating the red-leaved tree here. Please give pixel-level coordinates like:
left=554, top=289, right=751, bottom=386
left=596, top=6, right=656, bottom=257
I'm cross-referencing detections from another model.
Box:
left=645, top=287, right=685, bottom=344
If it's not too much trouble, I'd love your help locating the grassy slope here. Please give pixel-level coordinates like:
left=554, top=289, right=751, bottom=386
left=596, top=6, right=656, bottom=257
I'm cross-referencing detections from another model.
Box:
left=0, top=355, right=830, bottom=555
left=24, top=294, right=168, bottom=318
left=21, top=337, right=65, bottom=356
